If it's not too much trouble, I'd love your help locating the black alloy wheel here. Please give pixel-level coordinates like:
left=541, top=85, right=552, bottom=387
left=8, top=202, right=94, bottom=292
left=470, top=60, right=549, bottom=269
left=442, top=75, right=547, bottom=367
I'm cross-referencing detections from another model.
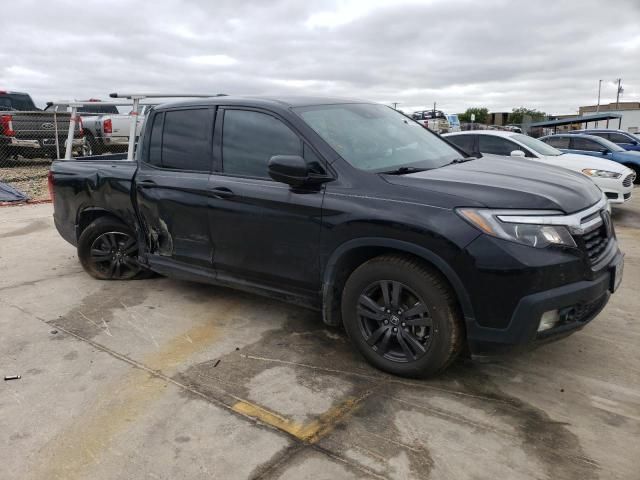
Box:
left=341, top=254, right=463, bottom=378
left=78, top=217, right=148, bottom=280
left=89, top=231, right=141, bottom=279
left=357, top=280, right=433, bottom=362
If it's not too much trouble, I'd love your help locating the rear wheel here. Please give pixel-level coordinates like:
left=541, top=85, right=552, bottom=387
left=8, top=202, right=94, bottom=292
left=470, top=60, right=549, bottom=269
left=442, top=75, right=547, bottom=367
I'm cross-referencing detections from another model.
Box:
left=341, top=254, right=463, bottom=378
left=85, top=133, right=102, bottom=155
left=78, top=217, right=146, bottom=280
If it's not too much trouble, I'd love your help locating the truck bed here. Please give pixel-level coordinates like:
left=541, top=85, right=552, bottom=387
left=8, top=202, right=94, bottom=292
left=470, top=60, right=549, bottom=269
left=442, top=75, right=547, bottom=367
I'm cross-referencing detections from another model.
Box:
left=50, top=156, right=138, bottom=246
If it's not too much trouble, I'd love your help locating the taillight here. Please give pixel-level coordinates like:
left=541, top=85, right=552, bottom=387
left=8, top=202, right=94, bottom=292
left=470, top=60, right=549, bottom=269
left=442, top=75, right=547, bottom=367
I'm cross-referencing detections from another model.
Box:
left=77, top=116, right=84, bottom=137
left=103, top=118, right=112, bottom=134
left=1, top=114, right=15, bottom=136
left=47, top=170, right=55, bottom=202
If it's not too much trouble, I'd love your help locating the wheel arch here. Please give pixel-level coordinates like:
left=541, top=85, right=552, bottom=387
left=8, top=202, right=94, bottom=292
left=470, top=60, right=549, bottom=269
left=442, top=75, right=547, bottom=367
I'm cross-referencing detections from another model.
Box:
left=321, top=238, right=475, bottom=329
left=76, top=207, right=127, bottom=240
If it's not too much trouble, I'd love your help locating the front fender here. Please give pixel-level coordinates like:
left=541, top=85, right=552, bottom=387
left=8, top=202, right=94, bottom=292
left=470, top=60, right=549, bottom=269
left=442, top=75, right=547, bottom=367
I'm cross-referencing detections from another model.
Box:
left=321, top=237, right=475, bottom=327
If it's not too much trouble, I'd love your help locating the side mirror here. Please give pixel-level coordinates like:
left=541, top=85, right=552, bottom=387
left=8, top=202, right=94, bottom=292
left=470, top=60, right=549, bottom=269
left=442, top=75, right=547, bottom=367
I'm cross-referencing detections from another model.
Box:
left=268, top=155, right=309, bottom=186
left=510, top=150, right=526, bottom=157
left=600, top=148, right=610, bottom=155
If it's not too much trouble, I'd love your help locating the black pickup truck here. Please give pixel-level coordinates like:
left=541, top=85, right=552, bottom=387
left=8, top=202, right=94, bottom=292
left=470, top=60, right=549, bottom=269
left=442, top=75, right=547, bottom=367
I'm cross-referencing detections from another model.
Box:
left=50, top=96, right=623, bottom=377
left=0, top=90, right=83, bottom=161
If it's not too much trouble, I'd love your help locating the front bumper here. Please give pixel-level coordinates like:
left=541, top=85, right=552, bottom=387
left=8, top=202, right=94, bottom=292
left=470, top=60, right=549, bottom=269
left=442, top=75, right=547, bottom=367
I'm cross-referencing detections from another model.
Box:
left=596, top=175, right=634, bottom=205
left=466, top=248, right=623, bottom=355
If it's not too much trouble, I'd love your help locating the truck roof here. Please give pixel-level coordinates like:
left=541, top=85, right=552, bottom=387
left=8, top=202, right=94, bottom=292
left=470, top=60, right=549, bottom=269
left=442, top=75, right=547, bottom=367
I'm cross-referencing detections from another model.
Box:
left=153, top=95, right=370, bottom=111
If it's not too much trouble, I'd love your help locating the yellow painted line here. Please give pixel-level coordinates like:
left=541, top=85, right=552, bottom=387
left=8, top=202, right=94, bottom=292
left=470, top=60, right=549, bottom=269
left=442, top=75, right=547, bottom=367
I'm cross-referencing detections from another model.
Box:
left=30, top=302, right=237, bottom=480
left=232, top=395, right=363, bottom=444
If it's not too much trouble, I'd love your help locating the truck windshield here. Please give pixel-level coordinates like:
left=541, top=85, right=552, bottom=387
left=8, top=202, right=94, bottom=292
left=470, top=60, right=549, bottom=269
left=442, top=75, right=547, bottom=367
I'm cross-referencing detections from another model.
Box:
left=295, top=103, right=461, bottom=172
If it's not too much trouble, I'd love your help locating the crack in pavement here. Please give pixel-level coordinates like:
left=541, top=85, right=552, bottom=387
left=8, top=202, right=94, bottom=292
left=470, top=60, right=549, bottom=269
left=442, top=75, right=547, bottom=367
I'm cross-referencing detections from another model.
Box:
left=3, top=299, right=390, bottom=479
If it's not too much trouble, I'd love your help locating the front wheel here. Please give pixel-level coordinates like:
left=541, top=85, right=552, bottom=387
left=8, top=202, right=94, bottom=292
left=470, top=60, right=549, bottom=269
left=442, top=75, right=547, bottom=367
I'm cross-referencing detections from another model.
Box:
left=341, top=254, right=463, bottom=378
left=78, top=217, right=146, bottom=280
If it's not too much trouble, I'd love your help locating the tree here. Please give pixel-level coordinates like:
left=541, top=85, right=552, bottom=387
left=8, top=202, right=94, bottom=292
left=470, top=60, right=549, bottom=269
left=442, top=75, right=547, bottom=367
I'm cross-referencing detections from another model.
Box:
left=458, top=107, right=489, bottom=124
left=508, top=107, right=546, bottom=125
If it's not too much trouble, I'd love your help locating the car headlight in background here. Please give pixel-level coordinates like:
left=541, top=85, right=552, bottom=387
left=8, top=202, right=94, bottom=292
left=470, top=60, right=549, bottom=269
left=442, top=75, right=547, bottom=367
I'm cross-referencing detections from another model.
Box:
left=581, top=169, right=621, bottom=179
left=457, top=208, right=576, bottom=248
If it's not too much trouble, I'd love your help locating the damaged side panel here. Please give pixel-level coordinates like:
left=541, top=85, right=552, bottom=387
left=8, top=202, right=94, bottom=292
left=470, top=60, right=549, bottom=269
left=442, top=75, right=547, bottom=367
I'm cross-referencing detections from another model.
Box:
left=134, top=169, right=214, bottom=268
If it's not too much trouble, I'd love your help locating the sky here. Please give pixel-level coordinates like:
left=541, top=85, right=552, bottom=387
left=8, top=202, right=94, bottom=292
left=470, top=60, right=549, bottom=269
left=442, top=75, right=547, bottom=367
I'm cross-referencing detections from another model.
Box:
left=1, top=0, right=639, bottom=115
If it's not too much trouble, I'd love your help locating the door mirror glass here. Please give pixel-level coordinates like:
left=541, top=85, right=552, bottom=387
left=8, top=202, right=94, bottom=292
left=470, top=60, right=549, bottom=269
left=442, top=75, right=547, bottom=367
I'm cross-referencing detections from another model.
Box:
left=510, top=150, right=526, bottom=157
left=268, top=155, right=309, bottom=186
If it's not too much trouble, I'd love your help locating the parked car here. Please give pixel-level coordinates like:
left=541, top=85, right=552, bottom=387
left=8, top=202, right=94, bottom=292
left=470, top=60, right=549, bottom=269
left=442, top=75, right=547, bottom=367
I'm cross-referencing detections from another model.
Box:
left=540, top=133, right=640, bottom=184
left=446, top=114, right=461, bottom=132
left=444, top=131, right=635, bottom=204
left=0, top=90, right=83, bottom=160
left=411, top=110, right=450, bottom=133
left=50, top=96, right=623, bottom=378
left=46, top=100, right=155, bottom=155
left=564, top=129, right=640, bottom=152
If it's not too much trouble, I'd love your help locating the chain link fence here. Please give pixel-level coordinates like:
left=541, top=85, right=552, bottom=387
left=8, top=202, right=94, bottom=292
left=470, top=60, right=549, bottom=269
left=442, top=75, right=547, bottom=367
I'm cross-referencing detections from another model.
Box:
left=0, top=108, right=84, bottom=201
left=0, top=105, right=137, bottom=202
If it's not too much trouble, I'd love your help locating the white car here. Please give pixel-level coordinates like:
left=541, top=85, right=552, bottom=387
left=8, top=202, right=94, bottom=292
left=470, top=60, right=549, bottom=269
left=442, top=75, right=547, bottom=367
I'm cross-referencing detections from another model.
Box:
left=443, top=130, right=635, bottom=205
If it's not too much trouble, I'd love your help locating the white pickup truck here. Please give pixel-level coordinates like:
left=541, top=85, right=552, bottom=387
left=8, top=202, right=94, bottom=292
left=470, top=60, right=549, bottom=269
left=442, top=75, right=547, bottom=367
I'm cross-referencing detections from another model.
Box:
left=46, top=101, right=155, bottom=154
left=411, top=110, right=450, bottom=134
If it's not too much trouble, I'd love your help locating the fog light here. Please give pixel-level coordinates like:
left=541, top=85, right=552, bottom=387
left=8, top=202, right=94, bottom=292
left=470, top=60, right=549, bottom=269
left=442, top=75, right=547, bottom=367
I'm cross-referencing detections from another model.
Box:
left=538, top=310, right=560, bottom=332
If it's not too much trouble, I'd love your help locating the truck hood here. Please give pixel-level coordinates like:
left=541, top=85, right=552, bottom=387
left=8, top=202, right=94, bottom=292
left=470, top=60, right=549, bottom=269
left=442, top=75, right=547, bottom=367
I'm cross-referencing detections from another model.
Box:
left=383, top=156, right=602, bottom=214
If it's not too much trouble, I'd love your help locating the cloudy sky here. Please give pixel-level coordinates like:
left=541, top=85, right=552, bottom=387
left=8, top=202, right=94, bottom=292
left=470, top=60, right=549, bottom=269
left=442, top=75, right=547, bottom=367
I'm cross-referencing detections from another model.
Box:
left=2, top=0, right=639, bottom=115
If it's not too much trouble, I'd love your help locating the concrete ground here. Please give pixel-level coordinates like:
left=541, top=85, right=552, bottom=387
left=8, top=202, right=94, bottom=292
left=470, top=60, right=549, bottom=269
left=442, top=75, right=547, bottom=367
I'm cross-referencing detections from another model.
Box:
left=1, top=197, right=639, bottom=480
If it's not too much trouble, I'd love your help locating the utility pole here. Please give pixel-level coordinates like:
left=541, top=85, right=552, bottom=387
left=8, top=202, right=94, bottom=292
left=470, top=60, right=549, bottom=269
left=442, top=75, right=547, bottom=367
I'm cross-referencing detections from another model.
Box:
left=615, top=78, right=622, bottom=110
left=596, top=79, right=602, bottom=128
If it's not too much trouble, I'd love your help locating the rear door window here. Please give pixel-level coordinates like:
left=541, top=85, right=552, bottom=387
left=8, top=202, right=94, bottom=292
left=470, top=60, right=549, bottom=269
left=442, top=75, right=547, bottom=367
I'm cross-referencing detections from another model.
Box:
left=147, top=113, right=164, bottom=167
left=478, top=135, right=518, bottom=156
left=161, top=109, right=212, bottom=171
left=570, top=137, right=601, bottom=151
left=145, top=108, right=213, bottom=171
left=446, top=135, right=475, bottom=155
left=544, top=136, right=570, bottom=149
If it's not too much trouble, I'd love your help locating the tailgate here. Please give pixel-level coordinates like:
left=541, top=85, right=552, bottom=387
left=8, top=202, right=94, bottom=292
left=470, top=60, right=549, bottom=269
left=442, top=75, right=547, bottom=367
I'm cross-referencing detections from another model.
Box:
left=10, top=111, right=81, bottom=140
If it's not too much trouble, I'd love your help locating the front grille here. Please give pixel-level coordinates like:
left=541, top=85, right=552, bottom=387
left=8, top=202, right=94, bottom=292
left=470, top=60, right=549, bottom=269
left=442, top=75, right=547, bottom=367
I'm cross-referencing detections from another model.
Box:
left=577, top=224, right=610, bottom=265
left=605, top=192, right=618, bottom=199
left=623, top=173, right=635, bottom=187
left=574, top=208, right=613, bottom=267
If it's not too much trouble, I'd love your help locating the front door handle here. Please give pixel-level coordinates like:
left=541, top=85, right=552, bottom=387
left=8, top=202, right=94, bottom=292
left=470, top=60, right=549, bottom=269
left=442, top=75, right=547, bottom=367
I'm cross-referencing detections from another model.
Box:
left=210, top=186, right=235, bottom=199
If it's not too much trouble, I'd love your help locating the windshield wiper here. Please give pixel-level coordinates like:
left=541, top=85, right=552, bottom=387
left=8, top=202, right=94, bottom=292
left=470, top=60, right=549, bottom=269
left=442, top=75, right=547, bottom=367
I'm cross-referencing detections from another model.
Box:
left=440, top=157, right=477, bottom=167
left=379, top=166, right=430, bottom=175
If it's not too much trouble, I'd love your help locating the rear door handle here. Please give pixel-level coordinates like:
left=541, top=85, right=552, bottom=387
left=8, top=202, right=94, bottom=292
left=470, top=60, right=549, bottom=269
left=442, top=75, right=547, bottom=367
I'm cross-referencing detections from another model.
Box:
left=210, top=186, right=235, bottom=199
left=137, top=180, right=156, bottom=187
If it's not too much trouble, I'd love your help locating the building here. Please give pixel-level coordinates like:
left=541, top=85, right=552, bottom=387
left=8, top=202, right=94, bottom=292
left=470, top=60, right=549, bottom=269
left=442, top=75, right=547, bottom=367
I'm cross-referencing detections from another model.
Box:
left=578, top=101, right=640, bottom=133
left=487, top=112, right=509, bottom=126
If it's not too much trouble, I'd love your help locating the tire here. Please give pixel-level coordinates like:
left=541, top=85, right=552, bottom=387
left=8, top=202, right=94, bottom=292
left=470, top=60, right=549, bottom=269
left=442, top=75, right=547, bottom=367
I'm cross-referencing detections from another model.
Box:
left=341, top=254, right=463, bottom=378
left=78, top=217, right=148, bottom=280
left=81, top=136, right=93, bottom=157
left=85, top=133, right=102, bottom=155
left=630, top=165, right=640, bottom=184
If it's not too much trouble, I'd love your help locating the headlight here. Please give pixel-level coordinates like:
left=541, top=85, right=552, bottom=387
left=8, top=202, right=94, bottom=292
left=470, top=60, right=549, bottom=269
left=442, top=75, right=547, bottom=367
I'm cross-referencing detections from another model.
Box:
left=457, top=208, right=576, bottom=248
left=582, top=169, right=621, bottom=179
